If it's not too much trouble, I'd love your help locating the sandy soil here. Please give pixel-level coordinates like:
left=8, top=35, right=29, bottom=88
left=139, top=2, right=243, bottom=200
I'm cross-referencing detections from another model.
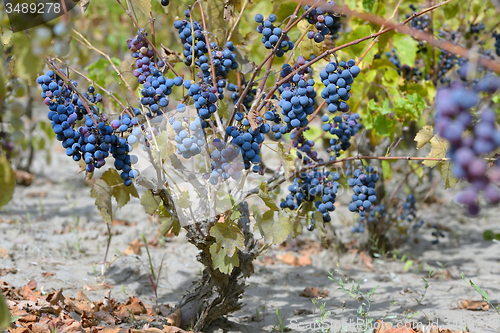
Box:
left=1, top=115, right=500, bottom=332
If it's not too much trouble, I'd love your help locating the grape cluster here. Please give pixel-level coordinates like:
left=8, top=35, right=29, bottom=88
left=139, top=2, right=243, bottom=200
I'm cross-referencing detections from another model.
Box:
left=127, top=30, right=165, bottom=84
left=347, top=166, right=379, bottom=217
left=398, top=194, right=417, bottom=222
left=174, top=12, right=208, bottom=66
left=37, top=71, right=139, bottom=186
left=406, top=4, right=430, bottom=32
left=228, top=81, right=256, bottom=111
left=304, top=2, right=342, bottom=43
left=469, top=23, right=485, bottom=39
left=273, top=60, right=317, bottom=135
left=140, top=69, right=183, bottom=118
left=281, top=170, right=340, bottom=231
left=434, top=80, right=500, bottom=214
left=290, top=129, right=321, bottom=165
left=382, top=49, right=422, bottom=81
left=254, top=14, right=294, bottom=57
left=352, top=204, right=386, bottom=233
left=494, top=32, right=500, bottom=57
left=184, top=80, right=221, bottom=121
left=172, top=117, right=205, bottom=159
left=320, top=59, right=360, bottom=114
left=322, top=113, right=362, bottom=159
left=205, top=139, right=245, bottom=185
left=225, top=117, right=269, bottom=172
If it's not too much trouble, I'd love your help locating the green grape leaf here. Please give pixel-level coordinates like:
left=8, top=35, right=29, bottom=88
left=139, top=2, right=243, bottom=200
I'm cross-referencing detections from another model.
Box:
left=101, top=169, right=139, bottom=208
left=347, top=25, right=371, bottom=54
left=423, top=137, right=448, bottom=168
left=414, top=126, right=434, bottom=149
left=158, top=215, right=180, bottom=236
left=0, top=291, right=10, bottom=329
left=439, top=161, right=458, bottom=189
left=207, top=0, right=227, bottom=45
left=277, top=141, right=295, bottom=180
left=126, top=0, right=151, bottom=28
left=209, top=222, right=245, bottom=257
left=253, top=208, right=291, bottom=245
left=210, top=243, right=239, bottom=274
left=90, top=179, right=113, bottom=223
left=381, top=160, right=392, bottom=180
left=141, top=190, right=162, bottom=215
left=156, top=131, right=175, bottom=161
left=373, top=115, right=394, bottom=137
left=443, top=2, right=459, bottom=19
left=258, top=182, right=278, bottom=211
left=280, top=209, right=302, bottom=238
left=0, top=154, right=15, bottom=209
left=363, top=0, right=376, bottom=12
left=392, top=34, right=418, bottom=66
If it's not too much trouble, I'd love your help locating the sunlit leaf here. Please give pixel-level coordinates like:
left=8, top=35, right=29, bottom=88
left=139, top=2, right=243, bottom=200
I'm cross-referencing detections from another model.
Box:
left=126, top=0, right=151, bottom=28
left=90, top=179, right=113, bottom=223
left=414, top=126, right=434, bottom=149
left=209, top=222, right=245, bottom=257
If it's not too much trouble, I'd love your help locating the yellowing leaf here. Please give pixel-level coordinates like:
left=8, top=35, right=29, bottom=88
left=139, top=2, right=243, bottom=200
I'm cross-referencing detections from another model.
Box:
left=258, top=182, right=278, bottom=211
left=414, top=125, right=434, bottom=149
left=0, top=154, right=15, bottom=209
left=102, top=169, right=139, bottom=208
left=141, top=190, right=161, bottom=215
left=126, top=0, right=151, bottom=28
left=90, top=179, right=112, bottom=223
left=439, top=161, right=459, bottom=189
left=277, top=141, right=295, bottom=180
left=209, top=222, right=245, bottom=257
left=253, top=208, right=291, bottom=245
left=423, top=136, right=448, bottom=168
left=210, top=243, right=239, bottom=274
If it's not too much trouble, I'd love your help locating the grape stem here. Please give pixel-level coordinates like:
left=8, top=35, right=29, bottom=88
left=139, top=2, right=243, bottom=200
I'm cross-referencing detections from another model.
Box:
left=44, top=57, right=99, bottom=127
left=257, top=0, right=458, bottom=115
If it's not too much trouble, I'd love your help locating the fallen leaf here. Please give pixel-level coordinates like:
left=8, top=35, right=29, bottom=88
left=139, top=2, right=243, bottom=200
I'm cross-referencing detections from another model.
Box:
left=26, top=191, right=47, bottom=198
left=359, top=251, right=373, bottom=270
left=459, top=300, right=490, bottom=311
left=0, top=267, right=17, bottom=276
left=299, top=287, right=328, bottom=298
left=165, top=308, right=181, bottom=327
left=276, top=253, right=311, bottom=267
left=41, top=272, right=55, bottom=277
left=0, top=248, right=8, bottom=259
left=94, top=310, right=116, bottom=325
left=14, top=170, right=35, bottom=186
left=123, top=239, right=142, bottom=255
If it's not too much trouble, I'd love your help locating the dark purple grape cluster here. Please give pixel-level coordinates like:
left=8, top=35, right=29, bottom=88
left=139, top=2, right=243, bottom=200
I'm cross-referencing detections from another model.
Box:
left=225, top=117, right=269, bottom=172
left=304, top=2, right=342, bottom=43
left=254, top=13, right=294, bottom=57
left=347, top=166, right=379, bottom=217
left=280, top=169, right=341, bottom=231
left=352, top=204, right=386, bottom=233
left=494, top=32, right=500, bottom=57
left=398, top=194, right=417, bottom=222
left=272, top=59, right=317, bottom=136
left=289, top=128, right=322, bottom=165
left=139, top=68, right=183, bottom=118
left=406, top=4, right=430, bottom=32
left=174, top=11, right=208, bottom=66
left=204, top=138, right=245, bottom=185
left=37, top=71, right=140, bottom=186
left=469, top=23, right=485, bottom=39
left=184, top=80, right=221, bottom=121
left=382, top=49, right=422, bottom=81
left=127, top=30, right=165, bottom=84
left=322, top=113, right=362, bottom=159
left=435, top=79, right=500, bottom=215
left=227, top=80, right=256, bottom=111
left=320, top=59, right=360, bottom=114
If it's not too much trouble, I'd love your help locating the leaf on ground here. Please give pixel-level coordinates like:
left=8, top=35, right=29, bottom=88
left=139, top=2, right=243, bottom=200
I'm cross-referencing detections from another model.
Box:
left=276, top=252, right=311, bottom=267
left=126, top=0, right=151, bottom=28
left=0, top=154, right=15, bottom=209
left=414, top=125, right=434, bottom=149
left=257, top=182, right=278, bottom=211
left=299, top=287, right=328, bottom=298
left=277, top=142, right=295, bottom=180
left=359, top=251, right=373, bottom=270
left=209, top=222, right=245, bottom=257
left=90, top=179, right=112, bottom=223
left=209, top=243, right=239, bottom=274
left=423, top=136, right=448, bottom=168
left=459, top=300, right=490, bottom=311
left=439, top=161, right=459, bottom=189
left=123, top=239, right=142, bottom=255
left=141, top=191, right=161, bottom=215
left=102, top=169, right=139, bottom=208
